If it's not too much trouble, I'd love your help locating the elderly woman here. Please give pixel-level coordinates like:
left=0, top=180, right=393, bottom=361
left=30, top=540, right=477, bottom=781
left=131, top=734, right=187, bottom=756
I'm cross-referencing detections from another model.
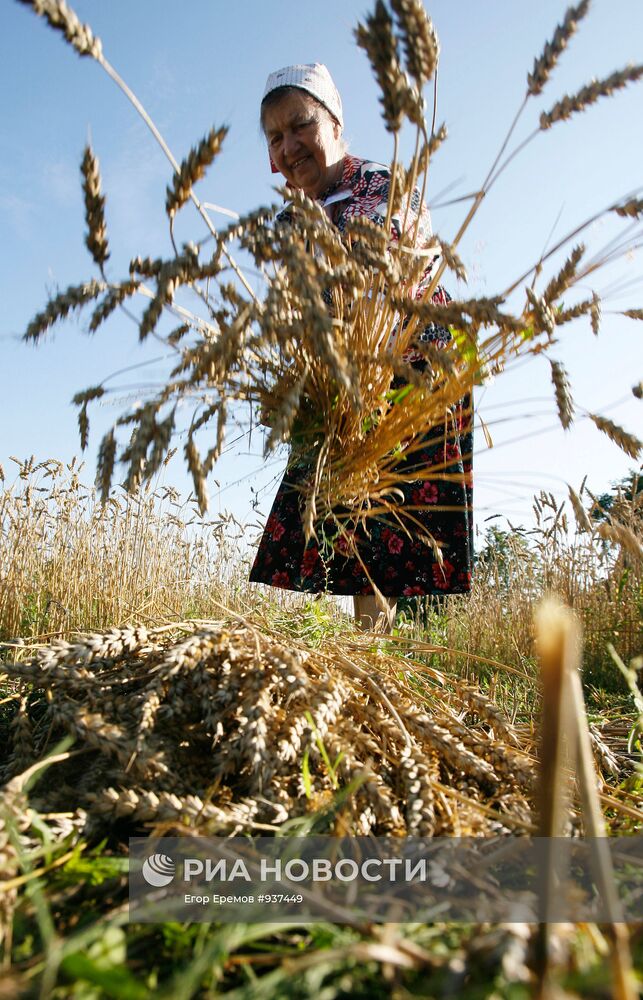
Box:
left=249, top=64, right=473, bottom=632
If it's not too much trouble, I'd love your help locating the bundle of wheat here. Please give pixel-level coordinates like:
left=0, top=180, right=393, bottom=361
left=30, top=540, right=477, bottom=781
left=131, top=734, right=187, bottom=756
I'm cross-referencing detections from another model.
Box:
left=0, top=620, right=537, bottom=842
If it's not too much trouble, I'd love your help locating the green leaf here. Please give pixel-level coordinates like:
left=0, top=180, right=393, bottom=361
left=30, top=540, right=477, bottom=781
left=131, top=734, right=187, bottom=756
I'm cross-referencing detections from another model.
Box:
left=61, top=953, right=149, bottom=1000
left=305, top=710, right=338, bottom=789
left=450, top=325, right=479, bottom=364
left=627, top=722, right=641, bottom=756
left=302, top=747, right=312, bottom=800
left=384, top=383, right=413, bottom=406
left=61, top=928, right=145, bottom=1000
left=61, top=853, right=129, bottom=886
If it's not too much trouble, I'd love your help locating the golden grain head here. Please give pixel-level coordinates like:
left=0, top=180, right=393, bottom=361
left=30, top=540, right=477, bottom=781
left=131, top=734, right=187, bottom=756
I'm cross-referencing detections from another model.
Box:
left=589, top=413, right=642, bottom=460
left=549, top=360, right=575, bottom=430
left=432, top=238, right=468, bottom=283
left=23, top=280, right=106, bottom=342
left=355, top=1, right=409, bottom=133
left=590, top=292, right=601, bottom=336
left=611, top=197, right=643, bottom=219
left=597, top=521, right=643, bottom=565
left=185, top=435, right=209, bottom=515
left=18, top=0, right=103, bottom=60
left=527, top=0, right=591, bottom=97
left=543, top=244, right=585, bottom=304
left=390, top=0, right=440, bottom=86
left=81, top=145, right=110, bottom=266
left=166, top=126, right=228, bottom=220
left=539, top=63, right=643, bottom=129
left=89, top=280, right=140, bottom=333
left=567, top=484, right=593, bottom=533
left=96, top=428, right=117, bottom=502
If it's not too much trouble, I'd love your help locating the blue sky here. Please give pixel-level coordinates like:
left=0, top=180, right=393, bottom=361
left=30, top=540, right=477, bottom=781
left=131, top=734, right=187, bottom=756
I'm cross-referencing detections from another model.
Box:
left=2, top=0, right=642, bottom=550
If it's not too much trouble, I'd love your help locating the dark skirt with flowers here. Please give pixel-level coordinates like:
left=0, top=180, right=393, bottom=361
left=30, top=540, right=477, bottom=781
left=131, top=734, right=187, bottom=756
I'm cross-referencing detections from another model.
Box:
left=248, top=393, right=473, bottom=598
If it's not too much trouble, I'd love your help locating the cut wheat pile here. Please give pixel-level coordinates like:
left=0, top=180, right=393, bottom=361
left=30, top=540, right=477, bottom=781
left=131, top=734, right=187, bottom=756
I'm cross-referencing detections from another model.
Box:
left=1, top=620, right=539, bottom=842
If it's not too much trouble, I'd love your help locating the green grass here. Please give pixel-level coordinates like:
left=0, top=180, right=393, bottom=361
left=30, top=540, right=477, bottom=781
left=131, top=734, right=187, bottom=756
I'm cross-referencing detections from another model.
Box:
left=4, top=806, right=642, bottom=999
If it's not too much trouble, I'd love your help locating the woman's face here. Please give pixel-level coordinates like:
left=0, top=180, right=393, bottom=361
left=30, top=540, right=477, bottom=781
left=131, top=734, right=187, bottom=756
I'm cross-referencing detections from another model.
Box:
left=263, top=90, right=343, bottom=199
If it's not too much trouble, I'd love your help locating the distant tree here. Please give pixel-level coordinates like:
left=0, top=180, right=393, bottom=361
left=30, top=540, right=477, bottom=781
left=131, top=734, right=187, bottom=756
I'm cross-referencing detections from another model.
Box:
left=475, top=525, right=538, bottom=592
left=591, top=469, right=641, bottom=523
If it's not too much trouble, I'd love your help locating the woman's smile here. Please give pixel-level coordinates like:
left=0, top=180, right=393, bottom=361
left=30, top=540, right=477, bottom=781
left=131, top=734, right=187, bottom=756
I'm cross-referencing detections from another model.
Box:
left=290, top=154, right=311, bottom=171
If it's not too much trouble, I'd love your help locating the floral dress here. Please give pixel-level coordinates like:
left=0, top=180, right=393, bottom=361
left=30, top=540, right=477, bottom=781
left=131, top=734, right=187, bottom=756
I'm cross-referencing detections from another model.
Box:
left=249, top=154, right=473, bottom=597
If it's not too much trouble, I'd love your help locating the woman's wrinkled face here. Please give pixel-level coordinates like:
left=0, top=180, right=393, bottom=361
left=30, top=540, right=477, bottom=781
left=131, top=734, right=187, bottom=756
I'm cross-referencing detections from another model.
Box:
left=263, top=90, right=343, bottom=199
